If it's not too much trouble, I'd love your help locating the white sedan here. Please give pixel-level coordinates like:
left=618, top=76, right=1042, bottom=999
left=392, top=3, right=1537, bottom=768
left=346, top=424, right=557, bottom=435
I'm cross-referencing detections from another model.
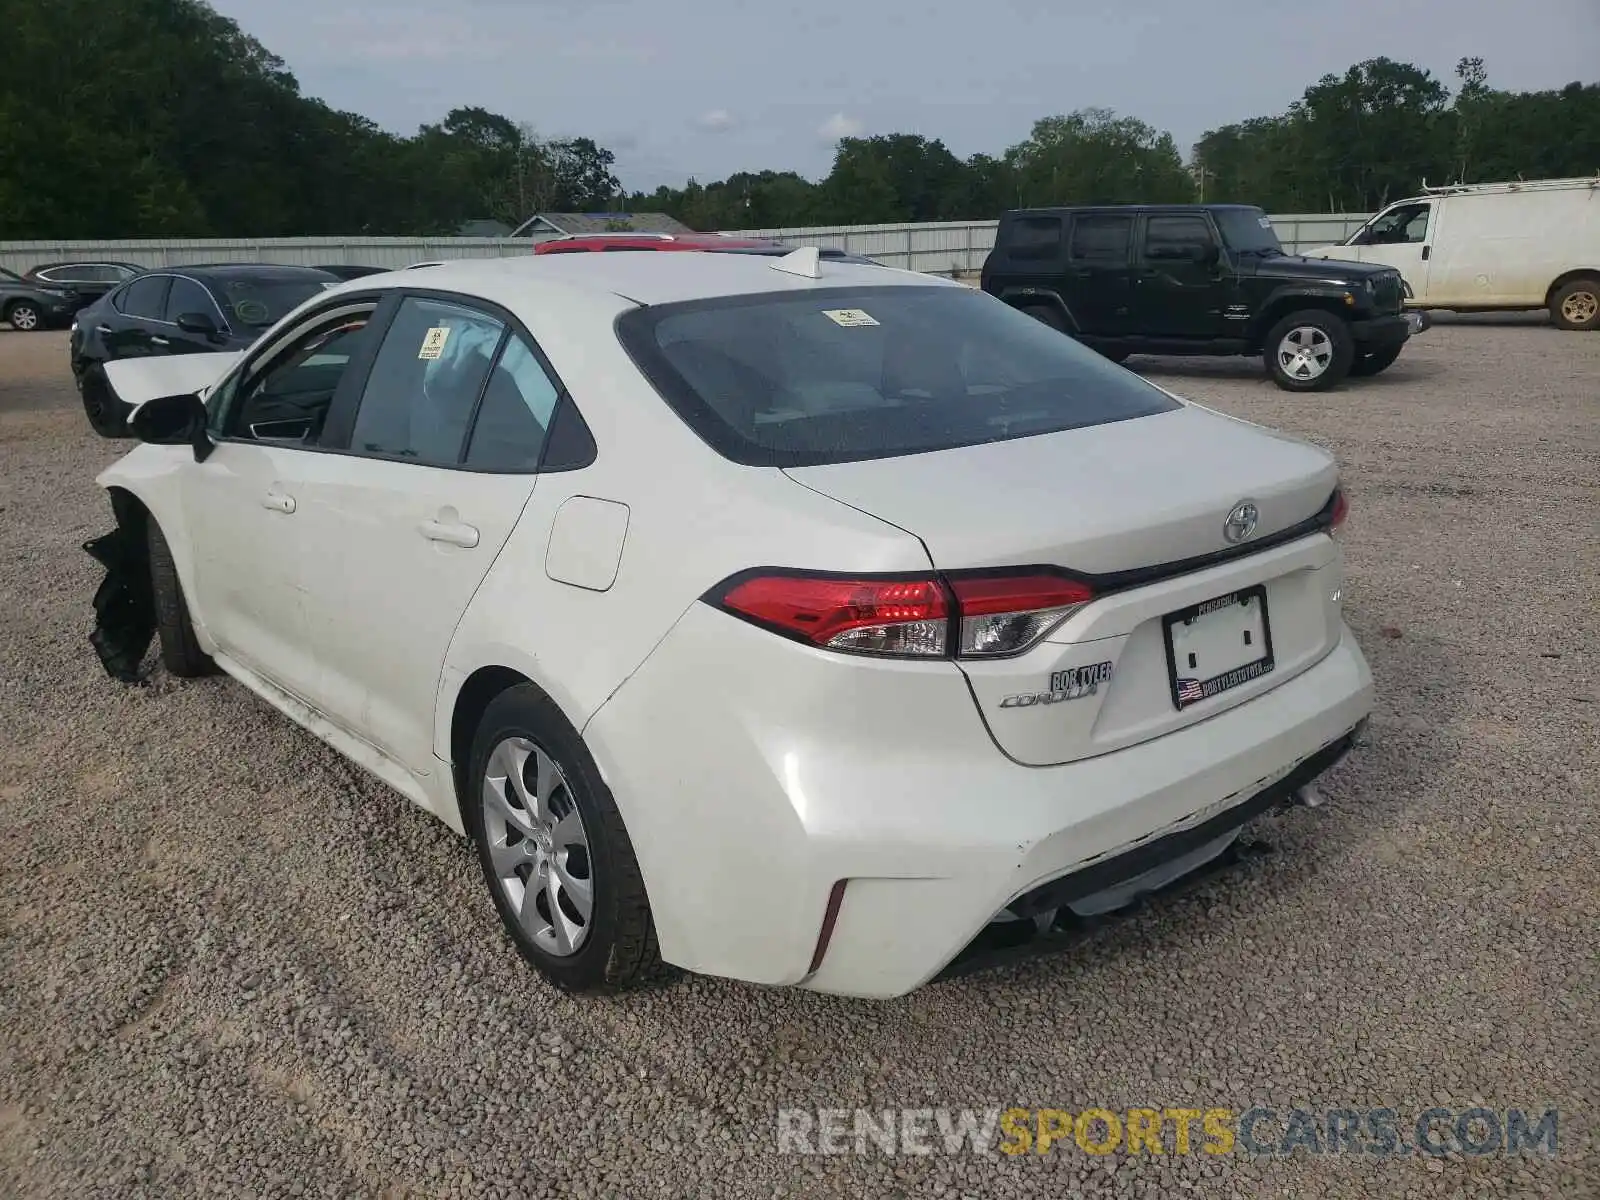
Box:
left=91, top=248, right=1373, bottom=998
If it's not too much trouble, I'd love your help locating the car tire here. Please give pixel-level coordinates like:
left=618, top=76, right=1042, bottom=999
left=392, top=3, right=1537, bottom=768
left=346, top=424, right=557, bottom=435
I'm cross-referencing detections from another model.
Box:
left=466, top=683, right=666, bottom=993
left=147, top=518, right=216, bottom=678
left=1550, top=277, right=1600, bottom=331
left=80, top=364, right=132, bottom=438
left=1264, top=310, right=1354, bottom=392
left=5, top=301, right=43, bottom=332
left=1348, top=343, right=1403, bottom=377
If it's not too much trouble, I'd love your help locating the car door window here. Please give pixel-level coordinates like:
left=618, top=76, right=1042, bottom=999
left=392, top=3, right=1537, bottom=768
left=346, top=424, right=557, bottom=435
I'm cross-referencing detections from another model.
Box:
left=115, top=275, right=171, bottom=319
left=463, top=333, right=562, bottom=470
left=1143, top=216, right=1215, bottom=262
left=1069, top=216, right=1133, bottom=265
left=38, top=267, right=79, bottom=284
left=218, top=306, right=379, bottom=444
left=164, top=277, right=217, bottom=325
left=349, top=297, right=505, bottom=464
left=1363, top=203, right=1430, bottom=245
left=1006, top=216, right=1064, bottom=261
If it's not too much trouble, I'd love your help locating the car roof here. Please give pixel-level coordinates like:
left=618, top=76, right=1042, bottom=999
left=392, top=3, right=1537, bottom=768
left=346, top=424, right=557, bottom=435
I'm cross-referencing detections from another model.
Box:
left=162, top=264, right=339, bottom=282
left=338, top=250, right=953, bottom=309
left=1006, top=203, right=1263, bottom=216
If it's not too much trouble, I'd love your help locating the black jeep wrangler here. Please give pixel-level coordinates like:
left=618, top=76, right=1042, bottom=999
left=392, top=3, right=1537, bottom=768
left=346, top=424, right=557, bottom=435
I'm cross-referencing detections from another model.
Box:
left=981, top=204, right=1421, bottom=392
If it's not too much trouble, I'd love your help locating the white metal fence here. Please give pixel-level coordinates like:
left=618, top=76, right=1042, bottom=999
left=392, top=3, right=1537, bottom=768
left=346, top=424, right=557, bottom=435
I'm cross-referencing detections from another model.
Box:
left=0, top=215, right=1372, bottom=276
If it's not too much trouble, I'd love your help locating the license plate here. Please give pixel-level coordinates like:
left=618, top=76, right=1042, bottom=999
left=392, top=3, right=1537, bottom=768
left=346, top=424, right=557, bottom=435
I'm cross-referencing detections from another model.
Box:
left=1162, top=586, right=1274, bottom=711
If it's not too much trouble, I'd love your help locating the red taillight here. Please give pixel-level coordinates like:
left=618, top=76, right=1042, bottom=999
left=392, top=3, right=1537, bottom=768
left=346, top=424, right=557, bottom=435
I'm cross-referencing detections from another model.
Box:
left=714, top=570, right=1093, bottom=659
left=1329, top=488, right=1349, bottom=533
left=719, top=575, right=950, bottom=656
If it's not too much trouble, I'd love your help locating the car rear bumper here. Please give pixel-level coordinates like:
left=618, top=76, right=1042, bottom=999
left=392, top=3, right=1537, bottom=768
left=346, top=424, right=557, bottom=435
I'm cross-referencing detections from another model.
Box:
left=584, top=602, right=1374, bottom=998
left=1350, top=314, right=1412, bottom=348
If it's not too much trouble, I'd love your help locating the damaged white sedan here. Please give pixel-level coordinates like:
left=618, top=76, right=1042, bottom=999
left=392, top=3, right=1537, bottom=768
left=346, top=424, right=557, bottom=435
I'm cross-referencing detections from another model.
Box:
left=89, top=249, right=1373, bottom=998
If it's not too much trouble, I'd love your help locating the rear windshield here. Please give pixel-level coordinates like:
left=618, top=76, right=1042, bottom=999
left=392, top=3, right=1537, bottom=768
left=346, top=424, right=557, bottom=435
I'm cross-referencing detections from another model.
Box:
left=214, top=276, right=334, bottom=329
left=616, top=286, right=1181, bottom=466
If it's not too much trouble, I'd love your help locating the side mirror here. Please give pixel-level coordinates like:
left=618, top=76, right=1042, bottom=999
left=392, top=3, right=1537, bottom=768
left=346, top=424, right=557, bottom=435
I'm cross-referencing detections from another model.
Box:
left=129, top=391, right=215, bottom=462
left=176, top=311, right=224, bottom=341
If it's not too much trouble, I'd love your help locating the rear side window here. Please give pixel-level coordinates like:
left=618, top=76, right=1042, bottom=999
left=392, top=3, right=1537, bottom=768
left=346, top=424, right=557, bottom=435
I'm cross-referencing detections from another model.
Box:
left=350, top=297, right=505, bottom=464
left=464, top=334, right=561, bottom=470
left=1004, top=216, right=1064, bottom=261
left=1069, top=216, right=1133, bottom=264
left=116, top=275, right=171, bottom=319
left=164, top=277, right=215, bottom=324
left=617, top=286, right=1181, bottom=467
left=1144, top=216, right=1216, bottom=260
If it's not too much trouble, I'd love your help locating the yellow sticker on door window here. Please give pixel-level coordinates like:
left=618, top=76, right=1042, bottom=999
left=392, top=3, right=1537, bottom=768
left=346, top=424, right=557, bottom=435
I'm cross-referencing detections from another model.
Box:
left=418, top=326, right=451, bottom=360
left=821, top=308, right=880, bottom=327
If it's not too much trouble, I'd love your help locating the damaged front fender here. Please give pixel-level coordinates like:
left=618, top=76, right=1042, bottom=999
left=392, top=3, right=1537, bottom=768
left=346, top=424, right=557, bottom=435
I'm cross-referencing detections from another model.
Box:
left=85, top=492, right=154, bottom=683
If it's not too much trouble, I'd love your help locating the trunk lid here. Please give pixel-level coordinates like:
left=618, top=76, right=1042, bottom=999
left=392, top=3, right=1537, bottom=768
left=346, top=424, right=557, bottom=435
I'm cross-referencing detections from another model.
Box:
left=784, top=404, right=1347, bottom=765
left=783, top=405, right=1337, bottom=576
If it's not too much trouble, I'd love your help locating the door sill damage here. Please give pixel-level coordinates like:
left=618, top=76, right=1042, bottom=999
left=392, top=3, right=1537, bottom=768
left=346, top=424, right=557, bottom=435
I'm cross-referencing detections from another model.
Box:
left=84, top=494, right=155, bottom=684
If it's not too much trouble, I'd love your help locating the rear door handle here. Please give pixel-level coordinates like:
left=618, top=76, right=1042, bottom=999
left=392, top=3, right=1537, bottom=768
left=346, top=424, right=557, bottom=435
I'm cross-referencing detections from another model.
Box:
left=261, top=492, right=296, bottom=514
left=421, top=518, right=480, bottom=548
left=94, top=324, right=112, bottom=335
left=149, top=335, right=170, bottom=347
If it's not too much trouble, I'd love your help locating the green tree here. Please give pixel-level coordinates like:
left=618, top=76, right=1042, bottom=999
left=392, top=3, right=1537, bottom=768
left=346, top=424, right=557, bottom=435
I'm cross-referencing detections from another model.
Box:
left=1005, top=109, right=1195, bottom=206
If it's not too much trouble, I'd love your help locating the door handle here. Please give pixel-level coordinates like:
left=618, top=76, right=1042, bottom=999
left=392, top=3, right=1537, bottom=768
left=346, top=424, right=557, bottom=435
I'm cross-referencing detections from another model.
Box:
left=95, top=324, right=112, bottom=335
left=260, top=492, right=296, bottom=514
left=150, top=335, right=170, bottom=347
left=1421, top=245, right=1431, bottom=261
left=421, top=518, right=480, bottom=548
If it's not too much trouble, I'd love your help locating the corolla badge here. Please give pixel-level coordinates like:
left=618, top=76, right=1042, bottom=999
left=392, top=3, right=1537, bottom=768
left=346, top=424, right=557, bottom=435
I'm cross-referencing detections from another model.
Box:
left=1223, top=500, right=1259, bottom=544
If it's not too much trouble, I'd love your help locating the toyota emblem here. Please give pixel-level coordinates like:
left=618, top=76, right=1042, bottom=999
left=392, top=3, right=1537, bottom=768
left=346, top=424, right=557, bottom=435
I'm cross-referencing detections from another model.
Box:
left=1223, top=501, right=1259, bottom=544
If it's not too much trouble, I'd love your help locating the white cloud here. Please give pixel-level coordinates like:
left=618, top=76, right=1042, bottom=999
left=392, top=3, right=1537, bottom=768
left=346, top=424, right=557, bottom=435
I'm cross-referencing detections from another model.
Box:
left=695, top=109, right=736, bottom=133
left=817, top=112, right=864, bottom=142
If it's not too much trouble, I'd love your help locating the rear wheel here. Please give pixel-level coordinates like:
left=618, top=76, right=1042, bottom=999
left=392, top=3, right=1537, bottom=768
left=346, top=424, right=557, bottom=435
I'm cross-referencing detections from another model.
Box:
left=147, top=518, right=216, bottom=677
left=1550, top=277, right=1600, bottom=331
left=1349, top=343, right=1403, bottom=377
left=80, top=364, right=131, bottom=438
left=466, top=684, right=664, bottom=993
left=5, top=301, right=42, bottom=332
left=1264, top=310, right=1354, bottom=392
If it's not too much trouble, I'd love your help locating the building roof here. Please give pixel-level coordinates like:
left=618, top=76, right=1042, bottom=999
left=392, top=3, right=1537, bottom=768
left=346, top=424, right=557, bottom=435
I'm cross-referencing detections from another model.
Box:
left=509, top=212, right=697, bottom=238
left=458, top=218, right=514, bottom=237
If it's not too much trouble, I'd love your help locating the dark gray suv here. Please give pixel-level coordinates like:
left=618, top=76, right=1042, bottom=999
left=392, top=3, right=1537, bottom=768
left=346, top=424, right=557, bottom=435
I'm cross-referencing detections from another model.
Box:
left=2, top=267, right=81, bottom=332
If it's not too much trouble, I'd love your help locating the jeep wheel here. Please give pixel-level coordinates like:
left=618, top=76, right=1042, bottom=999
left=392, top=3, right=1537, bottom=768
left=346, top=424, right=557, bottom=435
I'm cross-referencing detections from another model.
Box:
left=1265, top=311, right=1354, bottom=392
left=1349, top=343, right=1403, bottom=378
left=1550, top=277, right=1600, bottom=331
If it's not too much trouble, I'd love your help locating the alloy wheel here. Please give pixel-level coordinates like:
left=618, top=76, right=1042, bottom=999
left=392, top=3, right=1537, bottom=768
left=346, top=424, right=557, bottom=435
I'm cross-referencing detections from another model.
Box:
left=480, top=736, right=594, bottom=957
left=1276, top=326, right=1333, bottom=381
left=9, top=305, right=40, bottom=331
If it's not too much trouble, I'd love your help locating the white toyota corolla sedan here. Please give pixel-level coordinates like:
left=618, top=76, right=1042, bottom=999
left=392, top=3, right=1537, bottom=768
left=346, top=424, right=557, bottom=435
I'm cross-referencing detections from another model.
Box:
left=91, top=248, right=1373, bottom=998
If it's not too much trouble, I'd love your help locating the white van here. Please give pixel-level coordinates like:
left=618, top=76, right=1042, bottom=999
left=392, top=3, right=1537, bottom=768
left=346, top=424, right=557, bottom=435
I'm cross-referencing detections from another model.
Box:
left=1304, top=176, right=1600, bottom=330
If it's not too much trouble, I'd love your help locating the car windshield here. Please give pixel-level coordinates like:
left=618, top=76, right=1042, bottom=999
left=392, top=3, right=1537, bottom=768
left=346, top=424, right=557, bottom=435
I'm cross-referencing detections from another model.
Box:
left=1213, top=209, right=1284, bottom=256
left=617, top=286, right=1182, bottom=467
left=214, top=277, right=333, bottom=329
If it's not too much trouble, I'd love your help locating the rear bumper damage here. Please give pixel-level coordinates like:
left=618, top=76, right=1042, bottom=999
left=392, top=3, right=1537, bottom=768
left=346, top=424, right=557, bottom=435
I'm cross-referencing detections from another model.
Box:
left=84, top=493, right=153, bottom=683
left=935, top=718, right=1367, bottom=981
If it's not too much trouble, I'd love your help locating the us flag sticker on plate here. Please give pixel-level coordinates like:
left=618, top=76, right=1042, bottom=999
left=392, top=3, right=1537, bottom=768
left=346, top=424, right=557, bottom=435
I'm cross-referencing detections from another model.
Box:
left=821, top=308, right=880, bottom=327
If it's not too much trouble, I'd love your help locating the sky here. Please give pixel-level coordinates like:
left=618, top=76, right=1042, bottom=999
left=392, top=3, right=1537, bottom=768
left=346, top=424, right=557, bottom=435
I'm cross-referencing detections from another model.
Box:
left=208, top=0, right=1600, bottom=193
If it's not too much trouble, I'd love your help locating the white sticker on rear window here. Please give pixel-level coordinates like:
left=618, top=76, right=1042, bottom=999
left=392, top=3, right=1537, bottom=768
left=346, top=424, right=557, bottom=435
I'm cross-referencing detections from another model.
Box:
left=821, top=308, right=880, bottom=327
left=1258, top=216, right=1272, bottom=228
left=418, top=326, right=451, bottom=360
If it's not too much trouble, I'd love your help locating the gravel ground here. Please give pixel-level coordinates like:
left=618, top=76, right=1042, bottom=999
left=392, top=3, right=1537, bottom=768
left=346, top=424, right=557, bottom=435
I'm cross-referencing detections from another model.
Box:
left=0, top=323, right=1596, bottom=1199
